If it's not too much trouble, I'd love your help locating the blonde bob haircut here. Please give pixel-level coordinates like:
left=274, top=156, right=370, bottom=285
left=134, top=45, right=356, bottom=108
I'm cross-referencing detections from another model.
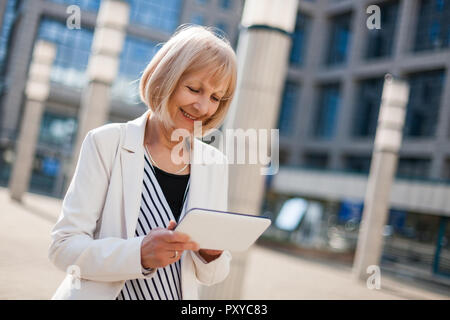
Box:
left=139, top=24, right=237, bottom=136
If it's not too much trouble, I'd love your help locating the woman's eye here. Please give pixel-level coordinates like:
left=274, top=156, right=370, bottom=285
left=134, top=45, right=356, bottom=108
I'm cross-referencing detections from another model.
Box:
left=187, top=86, right=199, bottom=93
left=212, top=96, right=220, bottom=102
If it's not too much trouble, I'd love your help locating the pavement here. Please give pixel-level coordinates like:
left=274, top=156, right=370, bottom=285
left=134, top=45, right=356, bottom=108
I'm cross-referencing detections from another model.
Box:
left=0, top=186, right=449, bottom=300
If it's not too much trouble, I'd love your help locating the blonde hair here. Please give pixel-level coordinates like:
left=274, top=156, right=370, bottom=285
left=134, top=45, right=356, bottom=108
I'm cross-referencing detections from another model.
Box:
left=139, top=24, right=237, bottom=135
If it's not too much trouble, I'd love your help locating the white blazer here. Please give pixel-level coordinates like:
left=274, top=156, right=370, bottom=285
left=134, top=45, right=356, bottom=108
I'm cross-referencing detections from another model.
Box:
left=49, top=110, right=231, bottom=300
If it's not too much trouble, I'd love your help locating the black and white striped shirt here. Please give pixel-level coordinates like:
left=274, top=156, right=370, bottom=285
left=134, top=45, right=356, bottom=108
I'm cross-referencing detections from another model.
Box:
left=116, top=148, right=190, bottom=300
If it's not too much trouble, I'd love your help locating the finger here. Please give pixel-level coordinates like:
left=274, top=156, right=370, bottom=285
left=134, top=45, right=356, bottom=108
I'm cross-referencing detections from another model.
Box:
left=166, top=241, right=199, bottom=252
left=164, top=230, right=191, bottom=243
left=166, top=250, right=182, bottom=260
left=167, top=220, right=177, bottom=231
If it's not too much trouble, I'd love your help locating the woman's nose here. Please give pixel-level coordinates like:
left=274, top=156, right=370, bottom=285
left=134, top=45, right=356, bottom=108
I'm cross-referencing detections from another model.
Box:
left=192, top=98, right=209, bottom=116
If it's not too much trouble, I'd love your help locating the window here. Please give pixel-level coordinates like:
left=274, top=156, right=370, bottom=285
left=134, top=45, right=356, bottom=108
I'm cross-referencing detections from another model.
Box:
left=112, top=35, right=158, bottom=105
left=278, top=82, right=300, bottom=137
left=302, top=153, right=329, bottom=169
left=365, top=1, right=399, bottom=59
left=191, top=14, right=205, bottom=26
left=219, top=0, right=232, bottom=10
left=215, top=22, right=228, bottom=36
left=129, top=0, right=181, bottom=33
left=38, top=112, right=77, bottom=150
left=48, top=0, right=101, bottom=12
left=0, top=0, right=19, bottom=92
left=37, top=18, right=94, bottom=88
left=397, top=157, right=431, bottom=179
left=352, top=78, right=384, bottom=137
left=290, top=13, right=310, bottom=66
left=343, top=155, right=372, bottom=174
left=326, top=13, right=352, bottom=66
left=414, top=0, right=450, bottom=51
left=404, top=70, right=445, bottom=138
left=313, top=84, right=341, bottom=139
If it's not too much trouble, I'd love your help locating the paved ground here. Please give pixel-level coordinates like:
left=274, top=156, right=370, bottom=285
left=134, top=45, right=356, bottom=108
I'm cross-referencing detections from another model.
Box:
left=0, top=186, right=448, bottom=300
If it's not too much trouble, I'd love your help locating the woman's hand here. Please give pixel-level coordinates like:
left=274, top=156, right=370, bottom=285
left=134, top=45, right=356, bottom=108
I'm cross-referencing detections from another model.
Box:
left=140, top=220, right=199, bottom=269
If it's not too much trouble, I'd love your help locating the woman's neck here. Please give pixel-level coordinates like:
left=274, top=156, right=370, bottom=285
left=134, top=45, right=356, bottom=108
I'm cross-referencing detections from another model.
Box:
left=145, top=114, right=177, bottom=150
left=144, top=114, right=192, bottom=162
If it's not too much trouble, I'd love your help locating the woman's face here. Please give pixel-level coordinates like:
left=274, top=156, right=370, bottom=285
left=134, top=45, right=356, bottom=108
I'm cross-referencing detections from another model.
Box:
left=167, top=69, right=227, bottom=133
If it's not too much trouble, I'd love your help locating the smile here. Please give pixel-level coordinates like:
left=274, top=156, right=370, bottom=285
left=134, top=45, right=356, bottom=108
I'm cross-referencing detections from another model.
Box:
left=180, top=108, right=198, bottom=120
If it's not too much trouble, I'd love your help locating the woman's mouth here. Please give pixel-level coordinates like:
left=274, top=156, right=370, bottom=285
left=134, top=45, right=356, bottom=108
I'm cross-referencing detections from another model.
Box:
left=180, top=108, right=198, bottom=121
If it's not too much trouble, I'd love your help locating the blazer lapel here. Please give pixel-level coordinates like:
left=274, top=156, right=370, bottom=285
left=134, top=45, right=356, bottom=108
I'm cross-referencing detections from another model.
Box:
left=121, top=110, right=150, bottom=238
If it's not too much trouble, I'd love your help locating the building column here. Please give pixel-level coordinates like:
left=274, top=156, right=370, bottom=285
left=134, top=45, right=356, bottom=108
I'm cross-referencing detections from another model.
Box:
left=430, top=62, right=450, bottom=179
left=0, top=0, right=43, bottom=143
left=330, top=0, right=367, bottom=170
left=295, top=1, right=327, bottom=158
left=0, top=0, right=7, bottom=34
left=68, top=0, right=129, bottom=183
left=8, top=40, right=56, bottom=202
left=353, top=75, right=410, bottom=282
left=392, top=0, right=419, bottom=74
left=200, top=0, right=298, bottom=299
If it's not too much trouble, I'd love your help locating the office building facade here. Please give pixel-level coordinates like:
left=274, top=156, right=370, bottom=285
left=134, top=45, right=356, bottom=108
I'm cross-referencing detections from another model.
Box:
left=268, top=0, right=450, bottom=284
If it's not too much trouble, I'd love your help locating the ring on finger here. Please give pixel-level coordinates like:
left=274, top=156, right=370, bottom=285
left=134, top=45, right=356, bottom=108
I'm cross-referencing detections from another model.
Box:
left=171, top=251, right=178, bottom=259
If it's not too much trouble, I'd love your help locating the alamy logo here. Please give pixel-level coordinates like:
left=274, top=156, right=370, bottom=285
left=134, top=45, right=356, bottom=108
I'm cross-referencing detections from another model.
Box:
left=366, top=265, right=381, bottom=290
left=66, top=5, right=81, bottom=30
left=67, top=265, right=81, bottom=290
left=170, top=121, right=280, bottom=176
left=366, top=5, right=381, bottom=30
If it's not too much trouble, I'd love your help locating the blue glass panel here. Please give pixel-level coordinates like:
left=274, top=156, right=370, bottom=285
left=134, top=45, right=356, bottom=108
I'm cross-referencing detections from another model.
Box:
left=314, top=84, right=340, bottom=139
left=38, top=18, right=94, bottom=88
left=414, top=0, right=450, bottom=51
left=219, top=0, right=231, bottom=10
left=129, top=0, right=181, bottom=33
left=404, top=70, right=445, bottom=137
left=191, top=14, right=205, bottom=25
left=48, top=0, right=101, bottom=12
left=278, top=82, right=300, bottom=137
left=352, top=78, right=384, bottom=137
left=0, top=0, right=18, bottom=82
left=290, top=13, right=310, bottom=66
left=113, top=35, right=158, bottom=104
left=326, top=14, right=352, bottom=66
left=38, top=112, right=78, bottom=150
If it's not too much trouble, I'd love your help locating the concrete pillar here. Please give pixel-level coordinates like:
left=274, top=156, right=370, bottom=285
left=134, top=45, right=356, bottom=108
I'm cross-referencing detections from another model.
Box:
left=295, top=1, right=326, bottom=159
left=8, top=40, right=56, bottom=202
left=200, top=0, right=298, bottom=299
left=353, top=75, right=410, bottom=282
left=330, top=0, right=367, bottom=170
left=69, top=0, right=129, bottom=182
left=0, top=0, right=42, bottom=143
left=430, top=63, right=450, bottom=179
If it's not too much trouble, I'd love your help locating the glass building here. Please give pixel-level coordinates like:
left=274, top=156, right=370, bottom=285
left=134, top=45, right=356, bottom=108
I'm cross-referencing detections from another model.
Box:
left=272, top=0, right=450, bottom=284
left=0, top=0, right=244, bottom=197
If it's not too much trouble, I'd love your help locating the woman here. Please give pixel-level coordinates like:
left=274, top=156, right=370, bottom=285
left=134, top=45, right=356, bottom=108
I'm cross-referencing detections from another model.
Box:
left=48, top=24, right=237, bottom=300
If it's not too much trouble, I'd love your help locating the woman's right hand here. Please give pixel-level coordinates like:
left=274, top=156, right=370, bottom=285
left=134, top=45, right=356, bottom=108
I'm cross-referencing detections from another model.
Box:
left=140, top=220, right=199, bottom=269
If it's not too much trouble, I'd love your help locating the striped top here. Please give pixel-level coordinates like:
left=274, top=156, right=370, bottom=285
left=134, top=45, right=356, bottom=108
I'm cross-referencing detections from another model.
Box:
left=116, top=148, right=190, bottom=300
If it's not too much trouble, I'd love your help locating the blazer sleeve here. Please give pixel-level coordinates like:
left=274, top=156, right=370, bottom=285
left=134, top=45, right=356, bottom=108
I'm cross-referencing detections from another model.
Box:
left=190, top=152, right=232, bottom=286
left=48, top=128, right=156, bottom=282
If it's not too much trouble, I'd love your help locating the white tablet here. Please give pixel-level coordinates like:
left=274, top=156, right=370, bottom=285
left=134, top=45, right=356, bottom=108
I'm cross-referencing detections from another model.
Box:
left=175, top=207, right=271, bottom=252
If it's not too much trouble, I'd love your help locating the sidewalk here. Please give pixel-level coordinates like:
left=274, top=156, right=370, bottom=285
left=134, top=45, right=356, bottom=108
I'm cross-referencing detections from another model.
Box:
left=0, top=186, right=448, bottom=300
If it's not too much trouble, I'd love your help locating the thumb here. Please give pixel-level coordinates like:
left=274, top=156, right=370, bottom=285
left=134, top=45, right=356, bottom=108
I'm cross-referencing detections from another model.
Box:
left=167, top=220, right=177, bottom=231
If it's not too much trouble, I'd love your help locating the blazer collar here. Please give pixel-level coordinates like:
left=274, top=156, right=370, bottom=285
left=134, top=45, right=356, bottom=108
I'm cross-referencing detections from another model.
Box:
left=122, top=108, right=204, bottom=162
left=122, top=109, right=151, bottom=153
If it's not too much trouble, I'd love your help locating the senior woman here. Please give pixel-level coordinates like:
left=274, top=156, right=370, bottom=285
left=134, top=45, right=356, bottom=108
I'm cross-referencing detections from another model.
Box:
left=48, top=25, right=237, bottom=300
